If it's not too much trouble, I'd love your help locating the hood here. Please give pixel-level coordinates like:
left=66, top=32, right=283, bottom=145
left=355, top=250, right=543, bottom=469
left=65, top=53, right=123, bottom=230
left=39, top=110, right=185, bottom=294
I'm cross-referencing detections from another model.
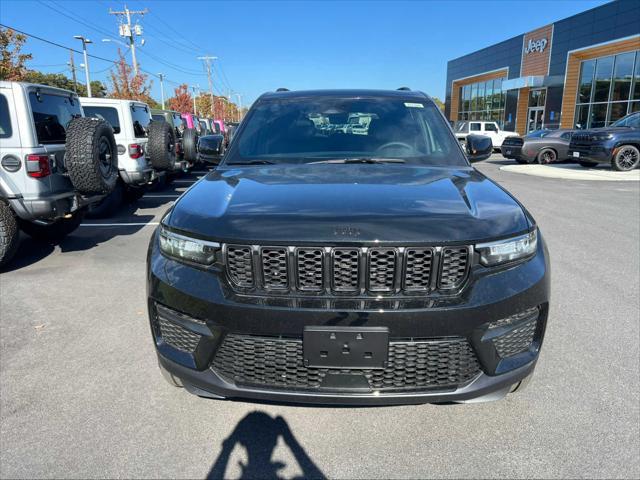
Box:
left=166, top=164, right=530, bottom=244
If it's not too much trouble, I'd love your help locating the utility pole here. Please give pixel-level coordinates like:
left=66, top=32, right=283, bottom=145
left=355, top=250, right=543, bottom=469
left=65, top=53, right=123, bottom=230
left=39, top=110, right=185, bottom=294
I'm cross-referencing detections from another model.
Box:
left=109, top=5, right=148, bottom=75
left=191, top=85, right=199, bottom=116
left=197, top=55, right=217, bottom=116
left=234, top=93, right=242, bottom=122
left=73, top=36, right=92, bottom=97
left=68, top=49, right=78, bottom=93
left=158, top=73, right=165, bottom=109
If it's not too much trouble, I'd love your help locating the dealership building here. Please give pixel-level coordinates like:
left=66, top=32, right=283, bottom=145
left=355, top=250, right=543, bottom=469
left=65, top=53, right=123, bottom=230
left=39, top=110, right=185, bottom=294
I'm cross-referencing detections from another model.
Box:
left=444, top=0, right=640, bottom=134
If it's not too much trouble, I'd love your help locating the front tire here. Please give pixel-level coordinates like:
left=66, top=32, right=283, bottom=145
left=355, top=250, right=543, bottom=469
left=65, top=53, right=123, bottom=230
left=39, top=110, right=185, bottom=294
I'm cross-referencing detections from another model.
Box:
left=19, top=209, right=85, bottom=243
left=0, top=200, right=20, bottom=268
left=611, top=145, right=640, bottom=171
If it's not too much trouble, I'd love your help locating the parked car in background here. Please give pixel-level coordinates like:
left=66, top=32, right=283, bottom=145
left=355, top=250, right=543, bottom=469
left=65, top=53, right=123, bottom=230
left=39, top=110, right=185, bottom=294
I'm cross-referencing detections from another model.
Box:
left=0, top=81, right=118, bottom=267
left=569, top=112, right=640, bottom=171
left=455, top=121, right=517, bottom=151
left=81, top=98, right=176, bottom=214
left=148, top=89, right=548, bottom=405
left=197, top=134, right=225, bottom=165
left=152, top=108, right=187, bottom=166
left=501, top=129, right=574, bottom=164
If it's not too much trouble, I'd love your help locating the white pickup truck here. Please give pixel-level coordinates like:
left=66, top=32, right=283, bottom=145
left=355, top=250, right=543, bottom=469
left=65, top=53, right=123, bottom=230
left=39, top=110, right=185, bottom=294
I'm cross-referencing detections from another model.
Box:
left=454, top=121, right=517, bottom=151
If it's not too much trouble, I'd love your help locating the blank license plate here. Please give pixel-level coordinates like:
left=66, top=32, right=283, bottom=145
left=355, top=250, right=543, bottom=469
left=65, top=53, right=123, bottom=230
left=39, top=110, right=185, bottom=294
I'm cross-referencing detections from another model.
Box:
left=303, top=326, right=389, bottom=369
left=573, top=151, right=580, bottom=158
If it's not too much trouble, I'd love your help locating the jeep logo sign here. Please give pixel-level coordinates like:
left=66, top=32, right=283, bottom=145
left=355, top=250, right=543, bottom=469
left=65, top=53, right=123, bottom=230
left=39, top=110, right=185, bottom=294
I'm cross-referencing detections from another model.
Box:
left=524, top=38, right=548, bottom=54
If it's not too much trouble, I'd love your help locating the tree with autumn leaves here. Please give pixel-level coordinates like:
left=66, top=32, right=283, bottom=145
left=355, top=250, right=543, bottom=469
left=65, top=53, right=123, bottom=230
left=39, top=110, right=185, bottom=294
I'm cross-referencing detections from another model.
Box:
left=108, top=49, right=158, bottom=106
left=0, top=27, right=32, bottom=80
left=167, top=84, right=193, bottom=113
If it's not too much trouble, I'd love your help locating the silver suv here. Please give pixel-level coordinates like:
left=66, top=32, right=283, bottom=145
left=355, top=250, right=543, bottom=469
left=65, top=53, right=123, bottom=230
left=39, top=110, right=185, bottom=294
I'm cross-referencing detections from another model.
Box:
left=0, top=81, right=119, bottom=267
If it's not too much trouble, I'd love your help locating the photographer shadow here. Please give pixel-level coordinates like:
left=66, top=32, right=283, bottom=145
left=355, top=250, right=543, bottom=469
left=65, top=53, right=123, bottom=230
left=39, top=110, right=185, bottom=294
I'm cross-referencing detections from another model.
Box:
left=208, top=411, right=325, bottom=480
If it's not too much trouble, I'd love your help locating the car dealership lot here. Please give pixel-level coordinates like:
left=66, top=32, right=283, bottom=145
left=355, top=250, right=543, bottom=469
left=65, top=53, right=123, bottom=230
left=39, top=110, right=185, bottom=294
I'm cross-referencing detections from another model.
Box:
left=1, top=157, right=638, bottom=479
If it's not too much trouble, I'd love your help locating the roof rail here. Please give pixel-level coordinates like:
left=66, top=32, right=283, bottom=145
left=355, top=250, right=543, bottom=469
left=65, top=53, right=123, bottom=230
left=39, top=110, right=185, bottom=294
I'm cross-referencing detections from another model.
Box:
left=397, top=87, right=411, bottom=91
left=275, top=88, right=290, bottom=92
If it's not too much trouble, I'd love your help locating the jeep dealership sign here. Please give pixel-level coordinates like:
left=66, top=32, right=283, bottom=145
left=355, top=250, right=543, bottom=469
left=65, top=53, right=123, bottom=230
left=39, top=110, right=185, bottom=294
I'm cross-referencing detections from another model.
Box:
left=525, top=38, right=548, bottom=54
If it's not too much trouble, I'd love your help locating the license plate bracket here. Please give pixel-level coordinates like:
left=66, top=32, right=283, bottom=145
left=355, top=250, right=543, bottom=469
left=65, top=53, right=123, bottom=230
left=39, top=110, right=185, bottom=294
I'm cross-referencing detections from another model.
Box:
left=303, top=326, right=389, bottom=369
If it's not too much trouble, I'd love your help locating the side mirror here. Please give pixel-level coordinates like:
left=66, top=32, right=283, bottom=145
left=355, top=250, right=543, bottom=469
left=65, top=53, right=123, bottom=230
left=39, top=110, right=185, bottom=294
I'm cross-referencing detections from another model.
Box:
left=465, top=134, right=493, bottom=163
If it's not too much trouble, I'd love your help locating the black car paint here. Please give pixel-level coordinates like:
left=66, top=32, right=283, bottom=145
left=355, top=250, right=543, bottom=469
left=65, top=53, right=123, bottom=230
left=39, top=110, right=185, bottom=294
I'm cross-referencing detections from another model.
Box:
left=569, top=119, right=640, bottom=165
left=147, top=89, right=550, bottom=405
left=166, top=164, right=529, bottom=244
left=197, top=134, right=225, bottom=165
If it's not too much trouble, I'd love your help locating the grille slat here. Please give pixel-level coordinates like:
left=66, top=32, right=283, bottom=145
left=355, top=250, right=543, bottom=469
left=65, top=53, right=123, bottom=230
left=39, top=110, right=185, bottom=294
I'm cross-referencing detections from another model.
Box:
left=368, top=248, right=397, bottom=291
left=404, top=248, right=434, bottom=291
left=332, top=248, right=360, bottom=292
left=225, top=244, right=470, bottom=295
left=439, top=247, right=470, bottom=289
left=227, top=246, right=254, bottom=287
left=212, top=334, right=480, bottom=392
left=261, top=248, right=289, bottom=289
left=296, top=248, right=324, bottom=291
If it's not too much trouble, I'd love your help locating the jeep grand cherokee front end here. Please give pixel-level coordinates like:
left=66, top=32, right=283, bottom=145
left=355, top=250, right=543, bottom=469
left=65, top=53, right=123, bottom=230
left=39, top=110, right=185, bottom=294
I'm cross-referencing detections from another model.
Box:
left=147, top=89, right=550, bottom=405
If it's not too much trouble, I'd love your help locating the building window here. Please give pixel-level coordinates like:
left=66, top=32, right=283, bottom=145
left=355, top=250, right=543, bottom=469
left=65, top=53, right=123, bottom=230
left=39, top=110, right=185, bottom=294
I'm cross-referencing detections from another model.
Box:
left=574, top=50, right=640, bottom=128
left=457, top=77, right=506, bottom=127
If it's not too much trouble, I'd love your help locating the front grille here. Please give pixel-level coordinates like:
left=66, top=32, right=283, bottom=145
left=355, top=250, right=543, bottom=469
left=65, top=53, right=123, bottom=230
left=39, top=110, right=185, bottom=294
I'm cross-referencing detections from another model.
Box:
left=157, top=316, right=201, bottom=352
left=225, top=245, right=470, bottom=296
left=493, top=318, right=537, bottom=358
left=211, top=334, right=481, bottom=392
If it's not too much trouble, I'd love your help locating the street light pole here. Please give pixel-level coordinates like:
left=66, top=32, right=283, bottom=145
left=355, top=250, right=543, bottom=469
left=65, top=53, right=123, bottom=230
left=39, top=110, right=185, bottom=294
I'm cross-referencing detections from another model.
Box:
left=74, top=36, right=93, bottom=97
left=158, top=73, right=165, bottom=109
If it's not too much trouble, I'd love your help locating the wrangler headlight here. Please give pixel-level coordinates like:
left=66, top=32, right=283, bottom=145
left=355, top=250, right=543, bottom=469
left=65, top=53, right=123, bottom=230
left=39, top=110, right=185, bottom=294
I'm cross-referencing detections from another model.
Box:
left=159, top=225, right=219, bottom=265
left=591, top=133, right=613, bottom=141
left=476, top=230, right=537, bottom=266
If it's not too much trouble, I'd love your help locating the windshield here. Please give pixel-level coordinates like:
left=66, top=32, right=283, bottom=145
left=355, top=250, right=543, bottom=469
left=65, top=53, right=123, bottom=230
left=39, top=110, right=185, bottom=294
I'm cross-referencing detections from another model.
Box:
left=225, top=96, right=466, bottom=166
left=611, top=112, right=640, bottom=128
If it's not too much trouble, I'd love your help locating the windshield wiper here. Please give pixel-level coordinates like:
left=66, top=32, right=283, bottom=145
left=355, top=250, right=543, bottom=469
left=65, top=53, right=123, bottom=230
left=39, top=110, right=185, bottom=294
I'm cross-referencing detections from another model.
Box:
left=226, top=160, right=275, bottom=165
left=307, top=157, right=406, bottom=164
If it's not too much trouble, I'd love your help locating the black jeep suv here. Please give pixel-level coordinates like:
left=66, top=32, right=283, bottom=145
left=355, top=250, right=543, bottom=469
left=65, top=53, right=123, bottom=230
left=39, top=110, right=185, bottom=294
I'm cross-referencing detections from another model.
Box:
left=569, top=111, right=640, bottom=171
left=147, top=89, right=550, bottom=405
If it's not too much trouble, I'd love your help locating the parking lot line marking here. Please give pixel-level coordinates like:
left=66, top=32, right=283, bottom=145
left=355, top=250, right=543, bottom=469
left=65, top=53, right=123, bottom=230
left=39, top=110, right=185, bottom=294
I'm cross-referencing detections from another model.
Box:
left=80, top=222, right=160, bottom=227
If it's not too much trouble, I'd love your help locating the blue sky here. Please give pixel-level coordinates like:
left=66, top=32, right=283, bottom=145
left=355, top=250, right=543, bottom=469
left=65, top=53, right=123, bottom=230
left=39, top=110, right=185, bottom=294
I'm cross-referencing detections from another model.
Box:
left=1, top=0, right=609, bottom=106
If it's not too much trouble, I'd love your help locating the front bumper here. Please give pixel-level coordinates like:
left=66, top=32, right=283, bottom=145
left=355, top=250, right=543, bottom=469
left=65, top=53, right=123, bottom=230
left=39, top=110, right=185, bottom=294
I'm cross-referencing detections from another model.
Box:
left=147, top=232, right=550, bottom=405
left=569, top=142, right=612, bottom=163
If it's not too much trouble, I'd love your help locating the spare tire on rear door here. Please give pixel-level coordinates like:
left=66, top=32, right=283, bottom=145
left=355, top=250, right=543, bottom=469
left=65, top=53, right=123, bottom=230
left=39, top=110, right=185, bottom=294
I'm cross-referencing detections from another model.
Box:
left=147, top=120, right=177, bottom=170
left=182, top=127, right=199, bottom=163
left=65, top=117, right=118, bottom=195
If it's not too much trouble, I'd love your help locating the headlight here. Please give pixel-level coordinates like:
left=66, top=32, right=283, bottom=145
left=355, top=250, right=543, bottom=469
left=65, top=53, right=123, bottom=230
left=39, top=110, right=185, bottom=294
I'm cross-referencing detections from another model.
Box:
left=159, top=225, right=219, bottom=265
left=476, top=230, right=537, bottom=266
left=591, top=133, right=613, bottom=141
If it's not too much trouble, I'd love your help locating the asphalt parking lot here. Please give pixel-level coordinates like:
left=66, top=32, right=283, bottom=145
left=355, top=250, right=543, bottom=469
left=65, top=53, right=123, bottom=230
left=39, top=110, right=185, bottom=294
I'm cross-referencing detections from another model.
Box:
left=1, top=155, right=639, bottom=479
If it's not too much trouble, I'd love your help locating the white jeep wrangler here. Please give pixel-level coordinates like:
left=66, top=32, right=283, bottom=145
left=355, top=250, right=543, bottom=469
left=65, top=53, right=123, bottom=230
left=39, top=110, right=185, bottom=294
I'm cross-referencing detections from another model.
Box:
left=454, top=121, right=517, bottom=151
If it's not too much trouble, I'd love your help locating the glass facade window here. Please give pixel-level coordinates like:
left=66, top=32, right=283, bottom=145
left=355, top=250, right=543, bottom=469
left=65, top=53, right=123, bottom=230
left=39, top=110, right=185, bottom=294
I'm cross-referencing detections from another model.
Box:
left=457, top=77, right=506, bottom=127
left=574, top=50, right=640, bottom=128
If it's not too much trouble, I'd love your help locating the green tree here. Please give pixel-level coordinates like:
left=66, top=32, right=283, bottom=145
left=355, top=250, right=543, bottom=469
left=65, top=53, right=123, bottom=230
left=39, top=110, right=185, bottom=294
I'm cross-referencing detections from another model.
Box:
left=432, top=97, right=445, bottom=112
left=0, top=27, right=32, bottom=80
left=22, top=70, right=107, bottom=97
